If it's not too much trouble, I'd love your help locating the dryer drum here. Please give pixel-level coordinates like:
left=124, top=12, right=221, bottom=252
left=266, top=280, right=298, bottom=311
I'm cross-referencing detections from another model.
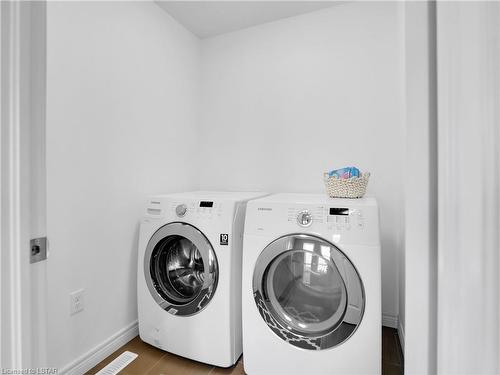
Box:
left=144, top=222, right=219, bottom=316
left=253, top=234, right=365, bottom=350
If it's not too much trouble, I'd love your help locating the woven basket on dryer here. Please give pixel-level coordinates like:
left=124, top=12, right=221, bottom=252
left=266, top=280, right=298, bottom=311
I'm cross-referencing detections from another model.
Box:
left=323, top=172, right=370, bottom=199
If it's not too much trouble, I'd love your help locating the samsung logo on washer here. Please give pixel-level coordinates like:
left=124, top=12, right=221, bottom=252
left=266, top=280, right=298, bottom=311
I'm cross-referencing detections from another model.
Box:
left=257, top=207, right=273, bottom=211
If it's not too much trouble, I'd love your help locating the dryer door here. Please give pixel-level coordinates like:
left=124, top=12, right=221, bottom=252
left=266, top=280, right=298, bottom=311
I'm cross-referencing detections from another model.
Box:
left=253, top=234, right=364, bottom=350
left=144, top=222, right=218, bottom=316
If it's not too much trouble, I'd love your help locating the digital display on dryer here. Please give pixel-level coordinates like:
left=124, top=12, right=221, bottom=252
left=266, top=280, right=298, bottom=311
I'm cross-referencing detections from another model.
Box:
left=199, top=201, right=214, bottom=208
left=329, top=208, right=349, bottom=216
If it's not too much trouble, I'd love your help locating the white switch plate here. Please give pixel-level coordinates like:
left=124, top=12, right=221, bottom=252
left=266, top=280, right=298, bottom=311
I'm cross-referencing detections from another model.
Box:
left=70, top=289, right=85, bottom=315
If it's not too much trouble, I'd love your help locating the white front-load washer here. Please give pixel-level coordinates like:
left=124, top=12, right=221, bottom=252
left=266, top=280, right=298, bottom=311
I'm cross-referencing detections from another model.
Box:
left=138, top=191, right=267, bottom=367
left=242, top=193, right=381, bottom=374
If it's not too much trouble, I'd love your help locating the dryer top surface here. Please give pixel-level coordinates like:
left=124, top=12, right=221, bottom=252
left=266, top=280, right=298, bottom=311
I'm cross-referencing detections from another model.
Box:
left=249, top=193, right=377, bottom=208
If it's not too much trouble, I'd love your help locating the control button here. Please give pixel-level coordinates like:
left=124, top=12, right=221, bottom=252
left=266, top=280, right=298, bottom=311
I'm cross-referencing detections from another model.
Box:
left=175, top=204, right=187, bottom=217
left=297, top=210, right=313, bottom=227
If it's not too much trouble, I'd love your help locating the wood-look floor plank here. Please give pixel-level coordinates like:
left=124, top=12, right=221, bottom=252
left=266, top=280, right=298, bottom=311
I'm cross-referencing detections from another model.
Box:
left=119, top=342, right=167, bottom=375
left=88, top=328, right=403, bottom=375
left=85, top=337, right=162, bottom=374
left=209, top=360, right=245, bottom=375
left=144, top=352, right=213, bottom=375
left=382, top=327, right=402, bottom=366
left=383, top=361, right=403, bottom=375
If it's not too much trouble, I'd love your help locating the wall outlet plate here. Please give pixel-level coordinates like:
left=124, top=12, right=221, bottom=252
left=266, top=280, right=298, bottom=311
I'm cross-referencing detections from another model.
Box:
left=70, top=289, right=85, bottom=315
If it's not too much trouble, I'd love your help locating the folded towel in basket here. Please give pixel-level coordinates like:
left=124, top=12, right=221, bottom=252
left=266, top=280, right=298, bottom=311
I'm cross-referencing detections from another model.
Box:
left=327, top=167, right=360, bottom=179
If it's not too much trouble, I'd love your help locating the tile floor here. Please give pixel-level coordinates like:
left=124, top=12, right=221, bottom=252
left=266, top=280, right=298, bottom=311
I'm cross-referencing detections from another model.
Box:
left=87, top=327, right=403, bottom=375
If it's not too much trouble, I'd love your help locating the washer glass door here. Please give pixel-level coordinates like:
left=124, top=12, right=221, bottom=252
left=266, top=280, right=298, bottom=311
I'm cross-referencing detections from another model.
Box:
left=253, top=234, right=364, bottom=350
left=145, top=222, right=218, bottom=316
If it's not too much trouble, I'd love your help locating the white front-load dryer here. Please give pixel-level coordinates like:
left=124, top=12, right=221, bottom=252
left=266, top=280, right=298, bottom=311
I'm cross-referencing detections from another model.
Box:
left=138, top=191, right=267, bottom=367
left=242, top=193, right=381, bottom=374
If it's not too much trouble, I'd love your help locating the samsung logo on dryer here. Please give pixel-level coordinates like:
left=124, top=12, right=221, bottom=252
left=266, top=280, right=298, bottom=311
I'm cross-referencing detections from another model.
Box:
left=257, top=207, right=273, bottom=211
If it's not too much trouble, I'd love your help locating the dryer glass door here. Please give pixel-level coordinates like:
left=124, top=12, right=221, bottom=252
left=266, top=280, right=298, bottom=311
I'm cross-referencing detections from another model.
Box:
left=144, top=222, right=218, bottom=316
left=253, top=234, right=364, bottom=350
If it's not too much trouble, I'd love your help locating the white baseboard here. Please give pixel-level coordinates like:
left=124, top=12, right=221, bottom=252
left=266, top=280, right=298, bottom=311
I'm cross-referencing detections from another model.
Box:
left=59, top=320, right=139, bottom=375
left=382, top=314, right=398, bottom=329
left=398, top=319, right=405, bottom=354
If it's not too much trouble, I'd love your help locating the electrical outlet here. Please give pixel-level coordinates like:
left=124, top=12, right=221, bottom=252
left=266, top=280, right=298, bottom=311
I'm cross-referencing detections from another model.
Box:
left=70, top=289, right=85, bottom=315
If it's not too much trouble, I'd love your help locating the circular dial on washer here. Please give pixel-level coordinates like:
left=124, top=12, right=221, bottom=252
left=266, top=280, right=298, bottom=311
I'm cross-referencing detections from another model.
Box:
left=297, top=210, right=313, bottom=227
left=175, top=204, right=187, bottom=217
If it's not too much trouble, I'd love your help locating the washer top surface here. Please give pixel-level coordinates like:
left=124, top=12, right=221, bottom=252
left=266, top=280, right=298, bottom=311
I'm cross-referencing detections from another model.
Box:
left=153, top=190, right=267, bottom=202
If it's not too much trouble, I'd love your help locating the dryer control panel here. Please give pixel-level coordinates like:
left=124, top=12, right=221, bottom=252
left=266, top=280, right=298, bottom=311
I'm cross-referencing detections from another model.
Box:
left=326, top=207, right=365, bottom=231
left=245, top=195, right=379, bottom=246
left=286, top=206, right=364, bottom=231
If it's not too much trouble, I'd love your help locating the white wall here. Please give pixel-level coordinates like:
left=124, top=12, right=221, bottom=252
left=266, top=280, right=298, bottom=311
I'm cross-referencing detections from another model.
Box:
left=403, top=1, right=437, bottom=372
left=199, top=2, right=405, bottom=322
left=45, top=2, right=199, bottom=370
left=437, top=2, right=500, bottom=373
left=29, top=1, right=49, bottom=368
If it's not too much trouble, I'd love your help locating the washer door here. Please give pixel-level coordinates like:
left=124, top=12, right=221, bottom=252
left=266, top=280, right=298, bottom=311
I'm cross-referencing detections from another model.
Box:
left=253, top=234, right=364, bottom=350
left=144, top=222, right=218, bottom=316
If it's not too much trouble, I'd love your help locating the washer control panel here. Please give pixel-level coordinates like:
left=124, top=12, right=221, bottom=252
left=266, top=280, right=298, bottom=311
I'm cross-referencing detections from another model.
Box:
left=175, top=204, right=187, bottom=217
left=171, top=200, right=222, bottom=220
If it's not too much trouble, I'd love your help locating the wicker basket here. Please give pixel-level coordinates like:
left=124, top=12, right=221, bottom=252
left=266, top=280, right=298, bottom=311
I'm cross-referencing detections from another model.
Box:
left=323, top=172, right=370, bottom=199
